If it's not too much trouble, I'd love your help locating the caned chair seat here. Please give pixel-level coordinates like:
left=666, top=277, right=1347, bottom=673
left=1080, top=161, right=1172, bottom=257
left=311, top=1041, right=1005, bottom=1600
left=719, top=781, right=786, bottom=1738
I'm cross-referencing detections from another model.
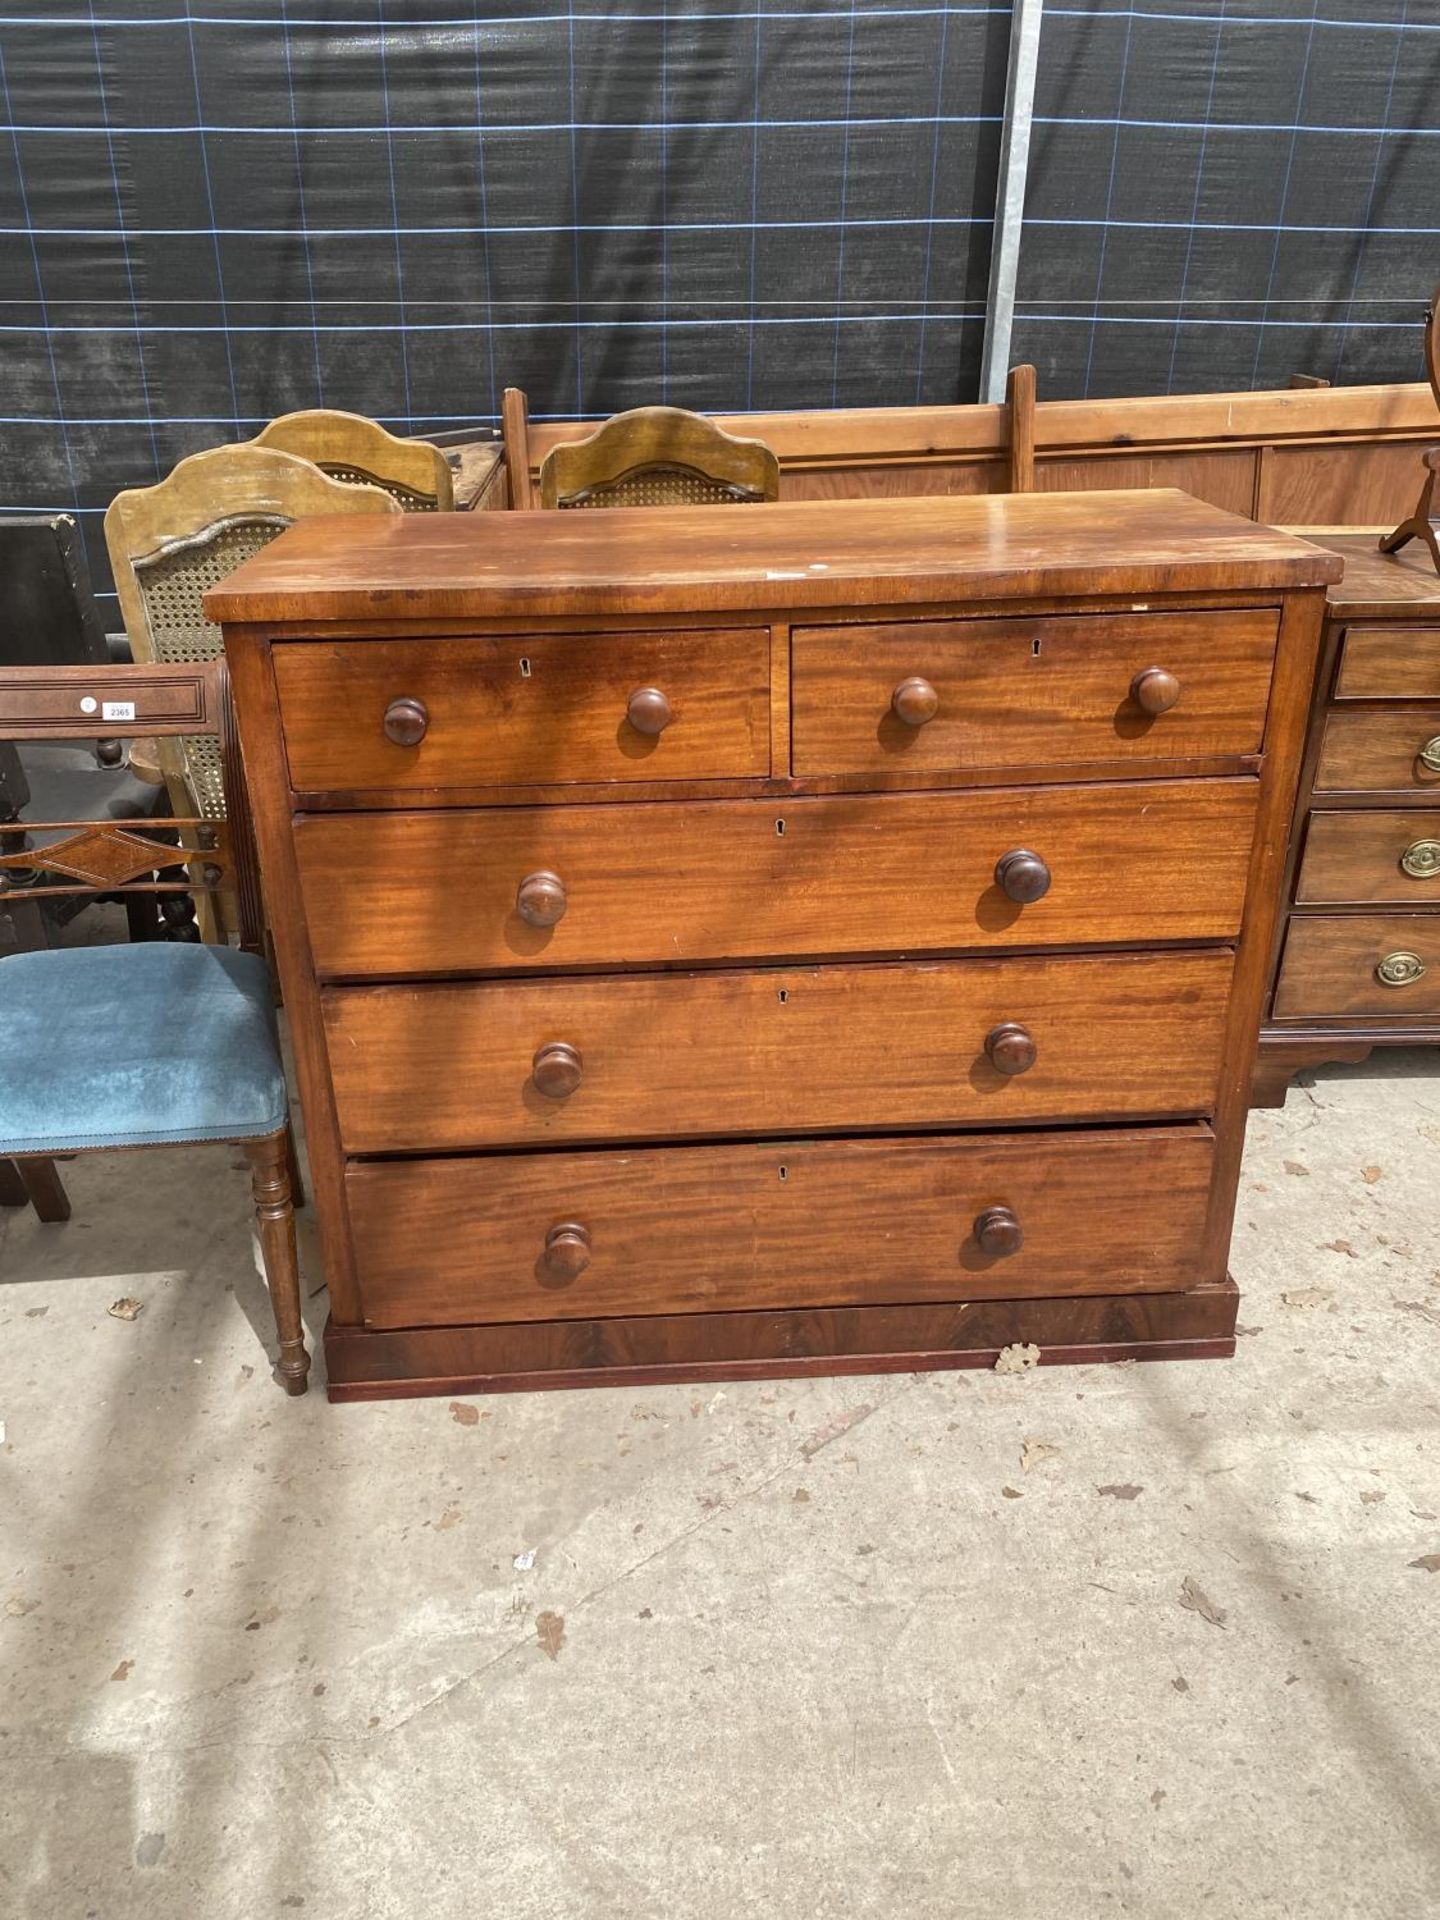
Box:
left=0, top=943, right=286, bottom=1155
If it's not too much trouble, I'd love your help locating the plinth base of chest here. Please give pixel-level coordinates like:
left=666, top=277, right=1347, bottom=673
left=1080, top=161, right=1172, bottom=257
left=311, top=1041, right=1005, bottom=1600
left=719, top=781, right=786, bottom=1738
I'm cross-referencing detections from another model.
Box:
left=321, top=1279, right=1239, bottom=1401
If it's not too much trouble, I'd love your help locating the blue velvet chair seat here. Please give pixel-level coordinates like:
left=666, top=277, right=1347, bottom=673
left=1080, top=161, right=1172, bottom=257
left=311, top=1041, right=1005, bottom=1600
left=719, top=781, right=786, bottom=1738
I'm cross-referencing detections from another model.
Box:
left=0, top=943, right=287, bottom=1154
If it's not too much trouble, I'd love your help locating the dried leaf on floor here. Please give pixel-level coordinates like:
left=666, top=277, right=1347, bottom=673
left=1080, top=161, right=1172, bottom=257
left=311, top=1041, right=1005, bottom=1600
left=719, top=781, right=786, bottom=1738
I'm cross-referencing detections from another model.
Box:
left=1283, top=1160, right=1311, bottom=1178
left=433, top=1509, right=463, bottom=1532
left=1393, top=1299, right=1440, bottom=1328
left=107, top=1297, right=143, bottom=1322
left=1020, top=1437, right=1061, bottom=1473
left=1361, top=1166, right=1384, bottom=1184
left=1171, top=1677, right=1190, bottom=1693
left=1235, top=1324, right=1264, bottom=1337
left=1408, top=1553, right=1440, bottom=1574
left=449, top=1401, right=479, bottom=1427
left=1282, top=1287, right=1334, bottom=1309
left=1098, top=1484, right=1144, bottom=1501
left=1360, top=1490, right=1386, bottom=1505
left=1324, top=1240, right=1359, bottom=1258
left=110, top=1659, right=134, bottom=1681
left=994, top=1343, right=1041, bottom=1374
left=1178, top=1576, right=1227, bottom=1628
left=1001, top=1486, right=1023, bottom=1499
left=536, top=1610, right=566, bottom=1659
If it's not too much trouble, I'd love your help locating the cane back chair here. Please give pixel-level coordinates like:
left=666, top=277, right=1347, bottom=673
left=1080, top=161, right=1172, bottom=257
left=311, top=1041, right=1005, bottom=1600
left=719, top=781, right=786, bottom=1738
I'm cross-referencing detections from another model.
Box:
left=253, top=408, right=454, bottom=512
left=0, top=659, right=310, bottom=1393
left=538, top=405, right=781, bottom=510
left=104, top=447, right=400, bottom=917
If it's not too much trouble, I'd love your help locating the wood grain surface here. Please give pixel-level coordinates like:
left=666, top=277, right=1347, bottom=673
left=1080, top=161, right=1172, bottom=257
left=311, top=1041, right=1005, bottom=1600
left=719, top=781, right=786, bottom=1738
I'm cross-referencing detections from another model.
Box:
left=295, top=778, right=1260, bottom=977
left=346, top=1126, right=1217, bottom=1328
left=1296, top=810, right=1440, bottom=903
left=1274, top=913, right=1440, bottom=1017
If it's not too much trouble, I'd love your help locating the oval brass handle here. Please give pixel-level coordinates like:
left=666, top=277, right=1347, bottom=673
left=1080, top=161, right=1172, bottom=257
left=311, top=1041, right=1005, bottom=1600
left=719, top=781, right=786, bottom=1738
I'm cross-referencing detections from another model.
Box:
left=1400, top=839, right=1440, bottom=880
left=1131, top=666, right=1181, bottom=715
left=541, top=1221, right=591, bottom=1280
left=1375, top=951, right=1426, bottom=988
left=985, top=1021, right=1037, bottom=1076
left=1419, top=737, right=1440, bottom=774
left=532, top=1041, right=583, bottom=1099
left=383, top=696, right=428, bottom=747
left=626, top=686, right=673, bottom=735
left=516, top=870, right=567, bottom=928
left=974, top=1206, right=1024, bottom=1257
left=994, top=848, right=1052, bottom=904
left=891, top=676, right=940, bottom=727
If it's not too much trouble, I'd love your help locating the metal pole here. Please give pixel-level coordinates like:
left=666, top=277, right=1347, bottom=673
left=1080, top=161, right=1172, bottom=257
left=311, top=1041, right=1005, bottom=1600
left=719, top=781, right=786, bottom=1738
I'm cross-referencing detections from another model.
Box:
left=978, top=0, right=1045, bottom=404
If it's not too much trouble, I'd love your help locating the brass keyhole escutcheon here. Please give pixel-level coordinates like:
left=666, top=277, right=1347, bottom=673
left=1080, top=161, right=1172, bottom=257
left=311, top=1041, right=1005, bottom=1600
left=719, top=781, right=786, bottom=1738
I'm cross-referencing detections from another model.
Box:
left=1375, top=951, right=1426, bottom=988
left=1400, top=839, right=1440, bottom=880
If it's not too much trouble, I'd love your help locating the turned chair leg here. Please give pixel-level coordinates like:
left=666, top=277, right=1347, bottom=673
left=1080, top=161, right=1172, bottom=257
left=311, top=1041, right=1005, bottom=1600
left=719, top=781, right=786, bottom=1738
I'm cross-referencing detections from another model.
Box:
left=245, top=1133, right=310, bottom=1396
left=18, top=1158, right=72, bottom=1223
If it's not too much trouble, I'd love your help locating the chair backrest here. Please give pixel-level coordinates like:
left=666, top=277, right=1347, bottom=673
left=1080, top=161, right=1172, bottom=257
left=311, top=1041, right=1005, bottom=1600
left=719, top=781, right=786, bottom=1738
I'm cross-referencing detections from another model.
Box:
left=104, top=445, right=401, bottom=817
left=254, top=409, right=455, bottom=511
left=0, top=660, right=263, bottom=952
left=538, top=406, right=781, bottom=510
left=0, top=514, right=109, bottom=669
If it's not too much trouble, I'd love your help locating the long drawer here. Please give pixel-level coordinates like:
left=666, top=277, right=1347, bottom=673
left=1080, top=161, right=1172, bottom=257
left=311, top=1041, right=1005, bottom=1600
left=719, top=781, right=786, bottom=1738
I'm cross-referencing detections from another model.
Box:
left=347, top=1127, right=1217, bottom=1328
left=791, top=608, right=1278, bottom=775
left=1274, top=914, right=1440, bottom=1018
left=296, top=779, right=1259, bottom=978
left=325, top=950, right=1236, bottom=1151
left=1295, top=810, right=1440, bottom=904
left=1315, top=708, right=1440, bottom=793
left=274, top=628, right=771, bottom=792
left=1334, top=628, right=1440, bottom=700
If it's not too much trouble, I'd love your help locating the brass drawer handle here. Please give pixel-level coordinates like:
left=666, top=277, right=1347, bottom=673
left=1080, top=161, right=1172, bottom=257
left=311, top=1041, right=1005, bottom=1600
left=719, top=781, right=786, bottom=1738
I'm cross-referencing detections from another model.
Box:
left=383, top=696, right=428, bottom=746
left=1130, top=666, right=1181, bottom=715
left=891, top=676, right=939, bottom=726
left=1375, top=951, right=1426, bottom=988
left=1400, top=839, right=1440, bottom=880
left=1420, top=737, right=1440, bottom=774
left=626, top=686, right=673, bottom=735
left=974, top=1206, right=1024, bottom=1257
left=532, top=1041, right=583, bottom=1099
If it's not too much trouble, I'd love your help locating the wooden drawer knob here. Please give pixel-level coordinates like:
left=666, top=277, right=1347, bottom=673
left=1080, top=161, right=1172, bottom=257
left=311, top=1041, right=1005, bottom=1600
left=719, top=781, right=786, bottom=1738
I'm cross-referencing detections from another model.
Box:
left=1400, top=839, right=1440, bottom=880
left=985, top=1021, right=1037, bottom=1075
left=516, top=870, right=566, bottom=928
left=1375, top=951, right=1426, bottom=988
left=1420, top=737, right=1440, bottom=774
left=891, top=677, right=939, bottom=726
left=532, top=1041, right=583, bottom=1098
left=974, top=1206, right=1024, bottom=1257
left=541, top=1221, right=591, bottom=1280
left=383, top=696, right=428, bottom=746
left=994, top=848, right=1051, bottom=904
left=626, top=686, right=673, bottom=735
left=1130, top=667, right=1181, bottom=714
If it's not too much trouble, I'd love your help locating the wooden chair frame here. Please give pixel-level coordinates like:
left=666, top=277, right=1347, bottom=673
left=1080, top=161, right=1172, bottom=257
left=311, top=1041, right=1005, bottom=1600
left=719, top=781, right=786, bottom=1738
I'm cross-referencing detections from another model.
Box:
left=538, top=405, right=780, bottom=509
left=0, top=659, right=309, bottom=1394
left=253, top=408, right=455, bottom=511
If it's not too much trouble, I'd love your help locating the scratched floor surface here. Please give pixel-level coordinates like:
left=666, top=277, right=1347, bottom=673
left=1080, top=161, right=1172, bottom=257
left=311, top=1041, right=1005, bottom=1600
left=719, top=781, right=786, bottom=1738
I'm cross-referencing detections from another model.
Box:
left=2, top=1051, right=1439, bottom=1919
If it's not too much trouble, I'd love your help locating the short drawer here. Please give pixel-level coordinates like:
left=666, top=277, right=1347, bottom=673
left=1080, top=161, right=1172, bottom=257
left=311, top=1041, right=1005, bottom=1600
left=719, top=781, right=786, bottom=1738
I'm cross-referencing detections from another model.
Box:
left=273, top=628, right=770, bottom=791
left=347, top=1127, right=1217, bottom=1328
left=790, top=608, right=1278, bottom=776
left=1274, top=914, right=1440, bottom=1018
left=325, top=950, right=1236, bottom=1152
left=295, top=778, right=1259, bottom=978
left=1314, top=707, right=1440, bottom=793
left=1334, top=627, right=1440, bottom=700
left=1295, top=810, right=1440, bottom=904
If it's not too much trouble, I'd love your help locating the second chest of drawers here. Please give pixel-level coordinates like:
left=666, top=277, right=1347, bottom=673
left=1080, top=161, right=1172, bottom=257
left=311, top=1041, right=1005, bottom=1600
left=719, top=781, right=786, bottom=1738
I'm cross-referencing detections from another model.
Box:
left=214, top=490, right=1335, bottom=1400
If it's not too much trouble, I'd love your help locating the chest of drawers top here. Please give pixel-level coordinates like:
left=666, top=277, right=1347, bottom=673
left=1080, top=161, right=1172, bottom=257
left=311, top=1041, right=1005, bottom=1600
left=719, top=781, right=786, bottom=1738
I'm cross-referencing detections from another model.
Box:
left=210, top=487, right=1335, bottom=629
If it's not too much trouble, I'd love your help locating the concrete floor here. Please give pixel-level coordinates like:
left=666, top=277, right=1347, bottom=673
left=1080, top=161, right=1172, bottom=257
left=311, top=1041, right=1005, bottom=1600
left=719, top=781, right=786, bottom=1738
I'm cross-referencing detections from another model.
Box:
left=2, top=1053, right=1439, bottom=1920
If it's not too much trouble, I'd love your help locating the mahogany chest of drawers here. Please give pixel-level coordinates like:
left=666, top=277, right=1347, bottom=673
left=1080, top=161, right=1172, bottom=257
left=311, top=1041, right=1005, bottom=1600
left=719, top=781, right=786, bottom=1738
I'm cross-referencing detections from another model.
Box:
left=1254, top=535, right=1440, bottom=1105
left=211, top=491, right=1336, bottom=1400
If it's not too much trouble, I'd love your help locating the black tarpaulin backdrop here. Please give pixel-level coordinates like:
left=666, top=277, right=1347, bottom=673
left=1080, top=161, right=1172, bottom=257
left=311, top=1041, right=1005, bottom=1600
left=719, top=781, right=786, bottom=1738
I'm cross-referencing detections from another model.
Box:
left=0, top=0, right=1436, bottom=607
